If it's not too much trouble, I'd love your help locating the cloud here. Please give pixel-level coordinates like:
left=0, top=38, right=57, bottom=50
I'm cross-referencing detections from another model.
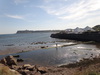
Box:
left=43, top=0, right=68, bottom=3
left=59, top=0, right=100, bottom=20
left=43, top=0, right=53, bottom=3
left=40, top=0, right=100, bottom=20
left=67, top=15, right=100, bottom=28
left=5, top=14, right=36, bottom=23
left=6, top=14, right=24, bottom=20
left=13, top=0, right=29, bottom=4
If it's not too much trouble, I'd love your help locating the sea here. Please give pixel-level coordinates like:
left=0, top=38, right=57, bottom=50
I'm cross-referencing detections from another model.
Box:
left=0, top=32, right=100, bottom=66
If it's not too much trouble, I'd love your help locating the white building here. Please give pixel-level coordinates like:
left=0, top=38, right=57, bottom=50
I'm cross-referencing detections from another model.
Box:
left=84, top=26, right=94, bottom=32
left=74, top=27, right=84, bottom=34
left=65, top=26, right=95, bottom=34
left=65, top=29, right=74, bottom=34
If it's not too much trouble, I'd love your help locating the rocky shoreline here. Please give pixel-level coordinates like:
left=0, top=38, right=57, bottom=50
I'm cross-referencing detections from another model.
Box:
left=51, top=31, right=100, bottom=42
left=0, top=55, right=100, bottom=75
left=0, top=55, right=48, bottom=75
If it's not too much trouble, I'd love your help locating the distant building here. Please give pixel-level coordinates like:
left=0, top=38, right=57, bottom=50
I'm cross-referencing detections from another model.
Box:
left=84, top=26, right=94, bottom=32
left=65, top=26, right=95, bottom=34
left=65, top=29, right=74, bottom=34
left=74, top=27, right=84, bottom=34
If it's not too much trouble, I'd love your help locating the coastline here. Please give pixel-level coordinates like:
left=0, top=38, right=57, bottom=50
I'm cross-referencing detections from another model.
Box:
left=0, top=55, right=100, bottom=75
left=0, top=39, right=100, bottom=74
left=51, top=32, right=100, bottom=42
left=0, top=41, right=77, bottom=55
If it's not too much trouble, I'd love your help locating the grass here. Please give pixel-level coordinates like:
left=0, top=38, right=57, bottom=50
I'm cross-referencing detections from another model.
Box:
left=74, top=69, right=100, bottom=75
left=60, top=57, right=100, bottom=68
left=75, top=72, right=100, bottom=75
left=59, top=56, right=100, bottom=75
left=74, top=67, right=100, bottom=75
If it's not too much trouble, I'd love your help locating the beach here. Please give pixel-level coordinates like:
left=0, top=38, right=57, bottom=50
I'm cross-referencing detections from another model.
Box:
left=0, top=55, right=100, bottom=75
left=0, top=33, right=100, bottom=75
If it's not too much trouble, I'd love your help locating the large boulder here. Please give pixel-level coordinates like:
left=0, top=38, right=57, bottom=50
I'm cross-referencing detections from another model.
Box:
left=18, top=69, right=30, bottom=75
left=0, top=58, right=7, bottom=65
left=34, top=71, right=41, bottom=75
left=17, top=59, right=24, bottom=62
left=18, top=69, right=41, bottom=75
left=37, top=67, right=48, bottom=74
left=22, top=64, right=31, bottom=69
left=5, top=55, right=17, bottom=66
left=27, top=65, right=36, bottom=71
left=11, top=65, right=21, bottom=70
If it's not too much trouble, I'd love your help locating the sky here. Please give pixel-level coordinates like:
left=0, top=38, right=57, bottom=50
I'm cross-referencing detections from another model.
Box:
left=0, top=0, right=100, bottom=34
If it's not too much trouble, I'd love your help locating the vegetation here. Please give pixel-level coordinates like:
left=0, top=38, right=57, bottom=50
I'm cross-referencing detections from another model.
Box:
left=74, top=69, right=100, bottom=75
left=60, top=57, right=100, bottom=75
left=92, top=25, right=100, bottom=31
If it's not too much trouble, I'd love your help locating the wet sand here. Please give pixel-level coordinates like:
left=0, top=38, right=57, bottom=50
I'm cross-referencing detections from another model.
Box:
left=0, top=46, right=43, bottom=55
left=0, top=41, right=77, bottom=55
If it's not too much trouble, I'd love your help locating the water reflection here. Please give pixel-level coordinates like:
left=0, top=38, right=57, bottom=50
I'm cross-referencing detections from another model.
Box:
left=0, top=43, right=100, bottom=67
left=10, top=43, right=99, bottom=66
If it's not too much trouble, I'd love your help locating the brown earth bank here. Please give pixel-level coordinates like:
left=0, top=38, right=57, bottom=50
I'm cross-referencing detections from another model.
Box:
left=0, top=55, right=100, bottom=75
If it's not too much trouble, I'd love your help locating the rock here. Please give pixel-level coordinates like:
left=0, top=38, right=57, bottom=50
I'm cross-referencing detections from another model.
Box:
left=4, top=44, right=14, bottom=46
left=17, top=66, right=23, bottom=70
left=11, top=65, right=21, bottom=70
left=41, top=46, right=46, bottom=49
left=0, top=58, right=7, bottom=65
left=22, top=64, right=31, bottom=69
left=19, top=70, right=30, bottom=75
left=23, top=64, right=31, bottom=67
left=5, top=55, right=17, bottom=66
left=9, top=69, right=21, bottom=75
left=17, top=59, right=24, bottom=62
left=37, top=67, right=48, bottom=74
left=27, top=65, right=36, bottom=71
left=28, top=70, right=41, bottom=75
left=34, top=71, right=41, bottom=75
left=18, top=69, right=39, bottom=75
left=13, top=55, right=20, bottom=58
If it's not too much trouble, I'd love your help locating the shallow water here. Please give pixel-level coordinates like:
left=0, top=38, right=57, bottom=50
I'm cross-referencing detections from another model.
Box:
left=0, top=32, right=100, bottom=66
left=16, top=44, right=100, bottom=66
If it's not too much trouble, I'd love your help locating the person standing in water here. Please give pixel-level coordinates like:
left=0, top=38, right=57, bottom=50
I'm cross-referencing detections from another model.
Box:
left=56, top=43, right=58, bottom=47
left=56, top=43, right=58, bottom=50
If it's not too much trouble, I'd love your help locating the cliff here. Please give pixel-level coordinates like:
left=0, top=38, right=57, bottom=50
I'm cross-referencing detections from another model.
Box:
left=51, top=31, right=100, bottom=42
left=17, top=30, right=34, bottom=33
left=16, top=30, right=61, bottom=34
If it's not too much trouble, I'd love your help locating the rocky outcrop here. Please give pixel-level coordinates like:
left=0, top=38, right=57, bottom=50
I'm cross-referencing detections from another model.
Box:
left=0, top=55, right=48, bottom=75
left=37, top=67, right=48, bottom=74
left=0, top=55, right=100, bottom=75
left=17, top=59, right=24, bottom=62
left=16, top=30, right=60, bottom=34
left=51, top=32, right=100, bottom=42
left=0, top=55, right=17, bottom=66
left=0, top=58, right=7, bottom=65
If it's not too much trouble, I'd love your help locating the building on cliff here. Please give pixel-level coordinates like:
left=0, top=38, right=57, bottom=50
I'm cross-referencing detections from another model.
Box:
left=65, top=26, right=95, bottom=34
